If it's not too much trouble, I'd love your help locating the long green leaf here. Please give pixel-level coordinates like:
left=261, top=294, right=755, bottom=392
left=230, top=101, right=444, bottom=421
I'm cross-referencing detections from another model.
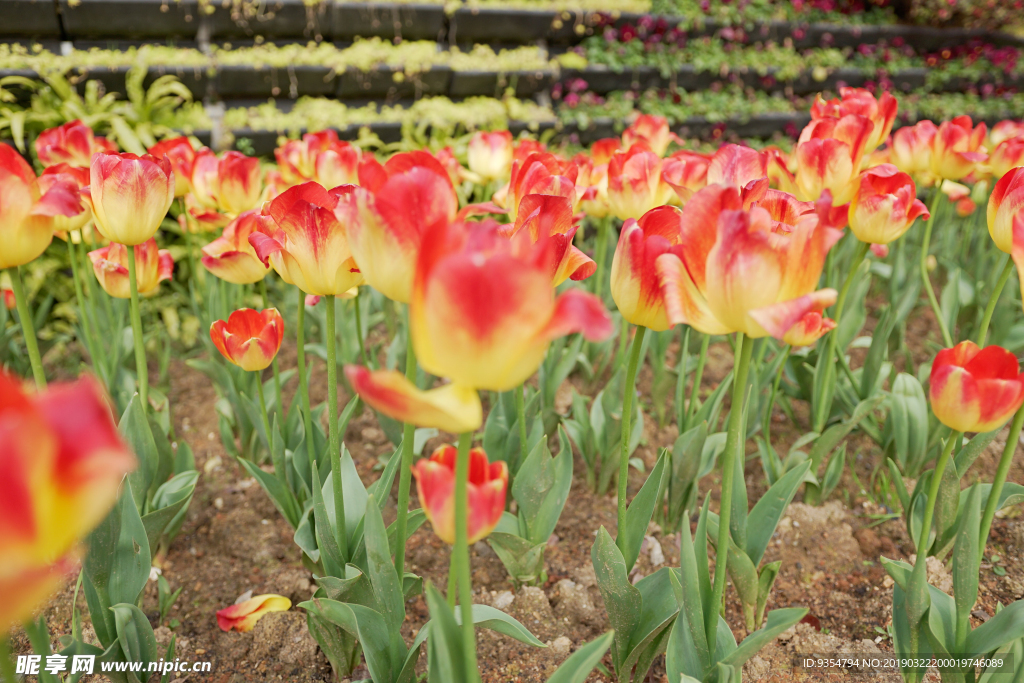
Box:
left=546, top=631, right=615, bottom=683
left=619, top=449, right=669, bottom=573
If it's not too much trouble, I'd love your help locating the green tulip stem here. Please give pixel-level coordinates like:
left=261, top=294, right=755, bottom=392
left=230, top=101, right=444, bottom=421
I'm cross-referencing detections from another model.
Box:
left=255, top=371, right=285, bottom=482
left=919, top=187, right=954, bottom=347
left=515, top=382, right=528, bottom=469
left=979, top=405, right=1024, bottom=563
left=325, top=294, right=348, bottom=559
left=354, top=289, right=371, bottom=368
left=593, top=216, right=611, bottom=302
left=8, top=266, right=46, bottom=388
left=762, top=345, right=792, bottom=446
left=258, top=278, right=284, bottom=420
left=296, top=288, right=315, bottom=463
left=452, top=430, right=480, bottom=683
left=617, top=325, right=647, bottom=548
left=707, top=332, right=754, bottom=656
left=125, top=246, right=148, bottom=410
left=977, top=253, right=1014, bottom=347
left=908, top=431, right=959, bottom=663
left=686, top=331, right=711, bottom=431
left=394, top=304, right=418, bottom=580
left=66, top=237, right=97, bottom=366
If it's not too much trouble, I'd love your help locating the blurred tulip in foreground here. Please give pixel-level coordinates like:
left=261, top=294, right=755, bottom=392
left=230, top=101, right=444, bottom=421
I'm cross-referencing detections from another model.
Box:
left=930, top=115, right=987, bottom=181
left=40, top=164, right=92, bottom=241
left=89, top=239, right=173, bottom=299
left=811, top=87, right=897, bottom=154
left=0, top=372, right=135, bottom=634
left=929, top=341, right=1024, bottom=433
left=412, top=444, right=508, bottom=545
left=891, top=120, right=938, bottom=181
left=210, top=308, right=284, bottom=372
left=0, top=143, right=83, bottom=269
left=84, top=152, right=175, bottom=246
left=216, top=594, right=291, bottom=632
left=148, top=136, right=197, bottom=197
left=622, top=114, right=678, bottom=157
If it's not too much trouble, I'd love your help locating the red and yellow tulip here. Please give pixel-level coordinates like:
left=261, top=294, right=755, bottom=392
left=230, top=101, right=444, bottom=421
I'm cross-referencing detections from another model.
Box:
left=275, top=130, right=360, bottom=189
left=622, top=114, right=678, bottom=157
left=502, top=193, right=595, bottom=286
left=891, top=120, right=938, bottom=181
left=929, top=341, right=1024, bottom=433
left=810, top=87, right=897, bottom=154
left=467, top=130, right=514, bottom=182
left=210, top=308, right=284, bottom=372
left=190, top=150, right=263, bottom=217
left=793, top=114, right=874, bottom=203
left=662, top=150, right=710, bottom=204
left=0, top=372, right=135, bottom=633
left=607, top=143, right=672, bottom=220
left=987, top=167, right=1024, bottom=307
left=986, top=138, right=1024, bottom=180
left=201, top=211, right=269, bottom=285
left=334, top=151, right=457, bottom=303
left=706, top=144, right=766, bottom=190
left=930, top=115, right=987, bottom=181
left=0, top=144, right=83, bottom=269
left=148, top=136, right=198, bottom=198
left=83, top=152, right=175, bottom=246
left=249, top=182, right=364, bottom=297
left=34, top=120, right=117, bottom=169
left=494, top=152, right=578, bottom=222
left=848, top=164, right=929, bottom=245
left=411, top=444, right=508, bottom=545
left=40, top=164, right=92, bottom=241
left=88, top=239, right=173, bottom=299
left=656, top=184, right=842, bottom=341
left=216, top=594, right=291, bottom=632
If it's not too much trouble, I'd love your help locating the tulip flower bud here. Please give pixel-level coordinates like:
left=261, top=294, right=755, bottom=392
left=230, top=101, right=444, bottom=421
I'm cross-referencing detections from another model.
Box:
left=40, top=164, right=92, bottom=241
left=201, top=211, right=269, bottom=285
left=210, top=308, right=284, bottom=372
left=0, top=144, right=83, bottom=269
left=412, top=444, right=508, bottom=545
left=930, top=116, right=987, bottom=182
left=216, top=594, right=291, bottom=632
left=793, top=115, right=873, bottom=203
left=467, top=130, right=514, bottom=182
left=929, top=341, right=1024, bottom=433
left=0, top=372, right=135, bottom=633
left=148, top=137, right=198, bottom=198
left=622, top=114, right=678, bottom=157
left=2, top=288, right=14, bottom=310
left=891, top=120, right=938, bottom=182
left=35, top=120, right=117, bottom=168
left=89, top=239, right=173, bottom=299
left=987, top=167, right=1024, bottom=255
left=848, top=165, right=929, bottom=245
left=810, top=87, right=897, bottom=155
left=84, top=152, right=175, bottom=246
left=607, top=144, right=672, bottom=220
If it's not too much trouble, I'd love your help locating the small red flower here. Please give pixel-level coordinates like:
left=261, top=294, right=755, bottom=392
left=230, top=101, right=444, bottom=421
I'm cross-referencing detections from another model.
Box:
left=210, top=308, right=284, bottom=372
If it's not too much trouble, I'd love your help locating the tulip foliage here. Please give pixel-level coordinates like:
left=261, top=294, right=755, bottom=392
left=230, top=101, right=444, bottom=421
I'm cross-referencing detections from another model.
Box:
left=8, top=81, right=1024, bottom=683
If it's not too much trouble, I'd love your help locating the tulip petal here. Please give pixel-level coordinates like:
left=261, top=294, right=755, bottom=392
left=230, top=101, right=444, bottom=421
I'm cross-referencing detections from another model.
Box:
left=345, top=365, right=482, bottom=433
left=655, top=253, right=731, bottom=334
left=216, top=594, right=291, bottom=632
left=539, top=288, right=613, bottom=342
left=1012, top=213, right=1024, bottom=314
left=748, top=288, right=838, bottom=340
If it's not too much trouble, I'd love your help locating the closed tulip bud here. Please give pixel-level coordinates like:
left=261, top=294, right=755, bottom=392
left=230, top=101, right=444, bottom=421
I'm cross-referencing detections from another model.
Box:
left=0, top=144, right=83, bottom=269
left=250, top=182, right=363, bottom=297
left=929, top=341, right=1024, bottom=433
left=0, top=372, right=135, bottom=633
left=891, top=120, right=938, bottom=180
left=275, top=130, right=359, bottom=189
left=622, top=114, right=678, bottom=157
left=148, top=137, right=197, bottom=197
left=412, top=445, right=508, bottom=545
left=811, top=87, right=898, bottom=154
left=656, top=185, right=842, bottom=340
left=2, top=289, right=14, bottom=310
left=956, top=197, right=977, bottom=217
left=467, top=130, right=514, bottom=182
left=987, top=138, right=1024, bottom=180
left=89, top=239, right=173, bottom=299
left=794, top=114, right=874, bottom=203
left=662, top=150, right=710, bottom=203
left=411, top=220, right=612, bottom=392
left=848, top=164, right=929, bottom=245
left=84, top=152, right=174, bottom=246
left=216, top=594, right=291, bottom=632
left=930, top=116, right=987, bottom=181
left=987, top=167, right=1024, bottom=255
left=335, top=151, right=457, bottom=303
left=201, top=211, right=269, bottom=284
left=573, top=152, right=610, bottom=218
left=607, top=144, right=672, bottom=220
left=190, top=150, right=262, bottom=216
left=210, top=308, right=284, bottom=372
left=611, top=206, right=687, bottom=331
left=34, top=120, right=117, bottom=168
